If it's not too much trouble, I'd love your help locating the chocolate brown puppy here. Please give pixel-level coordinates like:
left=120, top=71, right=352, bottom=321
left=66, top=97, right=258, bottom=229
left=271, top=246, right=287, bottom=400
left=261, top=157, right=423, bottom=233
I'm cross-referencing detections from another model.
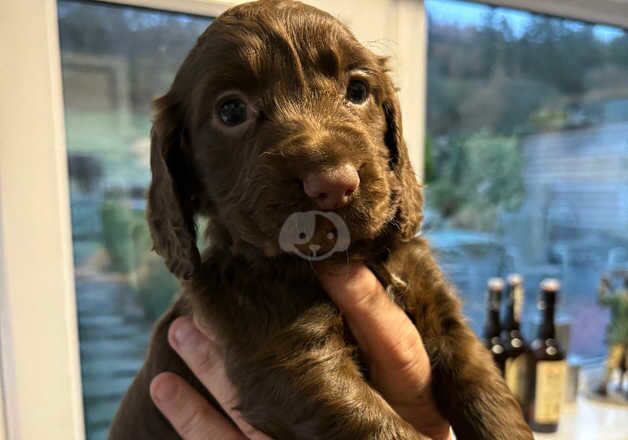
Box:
left=109, top=1, right=533, bottom=438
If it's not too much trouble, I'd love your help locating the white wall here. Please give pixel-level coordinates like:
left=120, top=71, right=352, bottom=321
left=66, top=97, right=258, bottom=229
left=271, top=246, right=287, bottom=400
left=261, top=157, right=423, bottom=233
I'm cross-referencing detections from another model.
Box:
left=0, top=1, right=85, bottom=439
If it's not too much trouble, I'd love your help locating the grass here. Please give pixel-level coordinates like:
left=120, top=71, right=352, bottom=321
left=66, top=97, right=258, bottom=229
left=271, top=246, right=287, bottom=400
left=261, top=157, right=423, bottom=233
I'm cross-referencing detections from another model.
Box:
left=65, top=109, right=152, bottom=185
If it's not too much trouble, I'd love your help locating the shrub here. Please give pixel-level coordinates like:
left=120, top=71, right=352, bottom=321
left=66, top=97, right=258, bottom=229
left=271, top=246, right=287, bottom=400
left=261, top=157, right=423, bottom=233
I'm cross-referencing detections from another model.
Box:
left=132, top=254, right=178, bottom=321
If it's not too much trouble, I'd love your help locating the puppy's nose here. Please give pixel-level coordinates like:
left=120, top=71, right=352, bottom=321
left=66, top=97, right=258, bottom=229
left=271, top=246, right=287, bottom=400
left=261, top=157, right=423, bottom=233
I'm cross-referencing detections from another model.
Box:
left=303, top=163, right=360, bottom=210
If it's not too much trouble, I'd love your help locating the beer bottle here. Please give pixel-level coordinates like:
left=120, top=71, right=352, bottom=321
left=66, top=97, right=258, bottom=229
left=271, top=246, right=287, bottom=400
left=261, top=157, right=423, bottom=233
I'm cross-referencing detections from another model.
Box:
left=502, top=274, right=529, bottom=408
left=483, top=277, right=506, bottom=374
left=527, top=279, right=567, bottom=432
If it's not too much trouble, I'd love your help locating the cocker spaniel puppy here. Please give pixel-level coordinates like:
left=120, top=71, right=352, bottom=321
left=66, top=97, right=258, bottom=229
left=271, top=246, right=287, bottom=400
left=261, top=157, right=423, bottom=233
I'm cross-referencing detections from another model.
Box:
left=110, top=1, right=533, bottom=439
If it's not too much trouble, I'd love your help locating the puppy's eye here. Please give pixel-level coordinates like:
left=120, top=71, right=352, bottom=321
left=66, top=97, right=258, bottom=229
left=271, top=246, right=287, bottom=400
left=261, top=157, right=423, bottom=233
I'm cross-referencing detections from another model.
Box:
left=218, top=99, right=248, bottom=126
left=346, top=79, right=369, bottom=104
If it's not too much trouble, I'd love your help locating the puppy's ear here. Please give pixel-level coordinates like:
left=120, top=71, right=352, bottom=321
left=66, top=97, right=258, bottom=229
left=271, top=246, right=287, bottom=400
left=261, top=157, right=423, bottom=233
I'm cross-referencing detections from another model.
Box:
left=380, top=58, right=424, bottom=239
left=147, top=93, right=200, bottom=279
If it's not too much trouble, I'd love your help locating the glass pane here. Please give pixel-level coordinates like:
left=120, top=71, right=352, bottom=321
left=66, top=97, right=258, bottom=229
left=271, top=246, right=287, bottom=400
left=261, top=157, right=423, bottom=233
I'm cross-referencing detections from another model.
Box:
left=57, top=1, right=211, bottom=438
left=425, top=0, right=628, bottom=361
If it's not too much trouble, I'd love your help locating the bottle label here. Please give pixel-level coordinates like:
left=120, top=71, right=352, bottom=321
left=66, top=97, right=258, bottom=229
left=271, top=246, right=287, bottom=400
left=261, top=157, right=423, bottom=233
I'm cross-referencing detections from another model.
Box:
left=513, top=285, right=523, bottom=322
left=505, top=353, right=527, bottom=402
left=533, top=360, right=567, bottom=424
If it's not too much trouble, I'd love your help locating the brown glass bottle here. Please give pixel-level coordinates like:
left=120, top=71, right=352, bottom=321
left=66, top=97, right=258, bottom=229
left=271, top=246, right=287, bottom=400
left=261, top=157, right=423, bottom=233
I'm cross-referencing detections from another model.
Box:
left=527, top=279, right=567, bottom=433
left=502, top=274, right=529, bottom=408
left=483, top=278, right=507, bottom=374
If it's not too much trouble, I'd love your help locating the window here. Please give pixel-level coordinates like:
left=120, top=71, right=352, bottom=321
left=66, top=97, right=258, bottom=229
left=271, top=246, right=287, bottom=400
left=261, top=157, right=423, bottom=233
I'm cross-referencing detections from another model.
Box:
left=3, top=1, right=419, bottom=437
left=424, top=0, right=628, bottom=360
left=57, top=2, right=211, bottom=437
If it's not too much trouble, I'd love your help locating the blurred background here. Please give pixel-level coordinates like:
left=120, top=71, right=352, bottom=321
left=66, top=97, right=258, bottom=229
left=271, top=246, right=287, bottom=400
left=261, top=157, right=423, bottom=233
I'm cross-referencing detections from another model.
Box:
left=422, top=0, right=628, bottom=355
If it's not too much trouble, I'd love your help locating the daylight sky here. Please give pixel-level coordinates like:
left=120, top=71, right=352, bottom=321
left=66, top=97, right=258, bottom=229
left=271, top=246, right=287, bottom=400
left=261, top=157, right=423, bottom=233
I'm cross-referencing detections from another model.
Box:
left=425, top=0, right=625, bottom=42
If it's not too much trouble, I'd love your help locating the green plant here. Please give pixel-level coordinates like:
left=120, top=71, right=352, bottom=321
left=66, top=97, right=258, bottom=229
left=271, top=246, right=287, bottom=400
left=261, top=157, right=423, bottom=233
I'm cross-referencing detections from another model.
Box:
left=427, top=132, right=524, bottom=231
left=132, top=254, right=178, bottom=321
left=100, top=197, right=148, bottom=272
left=100, top=196, right=178, bottom=319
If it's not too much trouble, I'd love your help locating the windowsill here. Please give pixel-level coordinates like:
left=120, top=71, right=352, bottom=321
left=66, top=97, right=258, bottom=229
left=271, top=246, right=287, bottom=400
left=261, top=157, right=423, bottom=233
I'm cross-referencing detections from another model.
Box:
left=449, top=365, right=628, bottom=439
left=534, top=397, right=628, bottom=439
left=534, top=365, right=628, bottom=439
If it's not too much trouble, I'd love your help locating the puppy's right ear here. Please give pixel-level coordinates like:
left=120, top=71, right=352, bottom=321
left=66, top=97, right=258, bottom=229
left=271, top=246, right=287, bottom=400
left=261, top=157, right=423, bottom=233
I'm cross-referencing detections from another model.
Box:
left=147, top=93, right=200, bottom=279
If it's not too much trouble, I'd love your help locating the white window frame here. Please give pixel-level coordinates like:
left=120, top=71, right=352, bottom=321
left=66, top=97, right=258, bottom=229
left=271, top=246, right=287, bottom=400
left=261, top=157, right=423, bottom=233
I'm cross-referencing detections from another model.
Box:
left=480, top=0, right=628, bottom=29
left=0, top=1, right=425, bottom=439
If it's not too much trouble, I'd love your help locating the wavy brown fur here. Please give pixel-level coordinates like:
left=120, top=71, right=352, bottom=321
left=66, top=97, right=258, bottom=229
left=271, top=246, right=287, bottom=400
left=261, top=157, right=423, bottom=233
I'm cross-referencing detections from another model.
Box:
left=109, top=1, right=533, bottom=439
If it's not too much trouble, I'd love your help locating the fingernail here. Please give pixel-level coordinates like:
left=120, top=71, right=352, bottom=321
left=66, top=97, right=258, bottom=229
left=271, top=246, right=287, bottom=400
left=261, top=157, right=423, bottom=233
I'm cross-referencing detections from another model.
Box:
left=152, top=377, right=178, bottom=402
left=173, top=319, right=200, bottom=348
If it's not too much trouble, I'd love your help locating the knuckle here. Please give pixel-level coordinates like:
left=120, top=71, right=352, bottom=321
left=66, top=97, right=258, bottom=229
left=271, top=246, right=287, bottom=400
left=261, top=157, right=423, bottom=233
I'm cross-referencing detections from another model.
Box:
left=177, top=406, right=208, bottom=440
left=193, top=348, right=216, bottom=373
left=348, top=273, right=385, bottom=312
left=388, top=329, right=426, bottom=376
left=351, top=284, right=381, bottom=311
left=339, top=267, right=381, bottom=307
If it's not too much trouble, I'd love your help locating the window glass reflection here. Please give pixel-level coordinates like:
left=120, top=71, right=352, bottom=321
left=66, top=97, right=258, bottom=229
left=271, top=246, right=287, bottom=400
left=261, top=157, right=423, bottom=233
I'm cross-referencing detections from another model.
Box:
left=425, top=0, right=628, bottom=361
left=58, top=1, right=211, bottom=437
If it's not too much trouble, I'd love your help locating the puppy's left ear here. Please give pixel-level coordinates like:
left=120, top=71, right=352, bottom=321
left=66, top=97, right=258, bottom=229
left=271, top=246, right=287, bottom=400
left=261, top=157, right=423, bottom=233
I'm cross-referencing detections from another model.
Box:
left=379, top=58, right=423, bottom=239
left=147, top=93, right=200, bottom=279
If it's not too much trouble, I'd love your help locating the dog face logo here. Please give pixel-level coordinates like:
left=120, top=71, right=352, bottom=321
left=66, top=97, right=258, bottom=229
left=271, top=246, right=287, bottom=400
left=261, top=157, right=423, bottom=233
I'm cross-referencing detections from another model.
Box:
left=279, top=211, right=350, bottom=261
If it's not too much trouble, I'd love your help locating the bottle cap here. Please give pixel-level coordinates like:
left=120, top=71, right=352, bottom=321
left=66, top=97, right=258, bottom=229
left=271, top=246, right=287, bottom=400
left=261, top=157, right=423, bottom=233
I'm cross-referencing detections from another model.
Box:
left=540, top=278, right=561, bottom=292
left=507, top=273, right=523, bottom=285
left=488, top=277, right=504, bottom=291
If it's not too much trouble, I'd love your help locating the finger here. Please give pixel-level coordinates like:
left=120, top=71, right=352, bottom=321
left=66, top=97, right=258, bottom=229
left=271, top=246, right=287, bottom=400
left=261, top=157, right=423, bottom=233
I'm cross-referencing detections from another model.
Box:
left=150, top=372, right=246, bottom=440
left=316, top=265, right=451, bottom=436
left=168, top=316, right=272, bottom=440
left=316, top=264, right=431, bottom=398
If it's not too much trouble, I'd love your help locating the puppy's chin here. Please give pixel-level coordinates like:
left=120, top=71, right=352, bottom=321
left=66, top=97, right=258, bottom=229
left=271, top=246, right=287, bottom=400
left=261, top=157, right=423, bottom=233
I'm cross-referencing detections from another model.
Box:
left=254, top=211, right=394, bottom=261
left=231, top=188, right=398, bottom=260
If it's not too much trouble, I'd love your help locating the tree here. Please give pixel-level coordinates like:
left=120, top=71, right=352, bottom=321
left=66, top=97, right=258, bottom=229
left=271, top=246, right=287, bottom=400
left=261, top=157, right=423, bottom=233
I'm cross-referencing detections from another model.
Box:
left=58, top=1, right=210, bottom=112
left=426, top=133, right=524, bottom=231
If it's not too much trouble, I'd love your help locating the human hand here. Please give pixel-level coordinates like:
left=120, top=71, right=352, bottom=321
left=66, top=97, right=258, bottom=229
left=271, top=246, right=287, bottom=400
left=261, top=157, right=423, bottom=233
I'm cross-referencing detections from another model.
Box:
left=150, top=264, right=451, bottom=440
left=316, top=263, right=451, bottom=440
left=150, top=315, right=271, bottom=440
